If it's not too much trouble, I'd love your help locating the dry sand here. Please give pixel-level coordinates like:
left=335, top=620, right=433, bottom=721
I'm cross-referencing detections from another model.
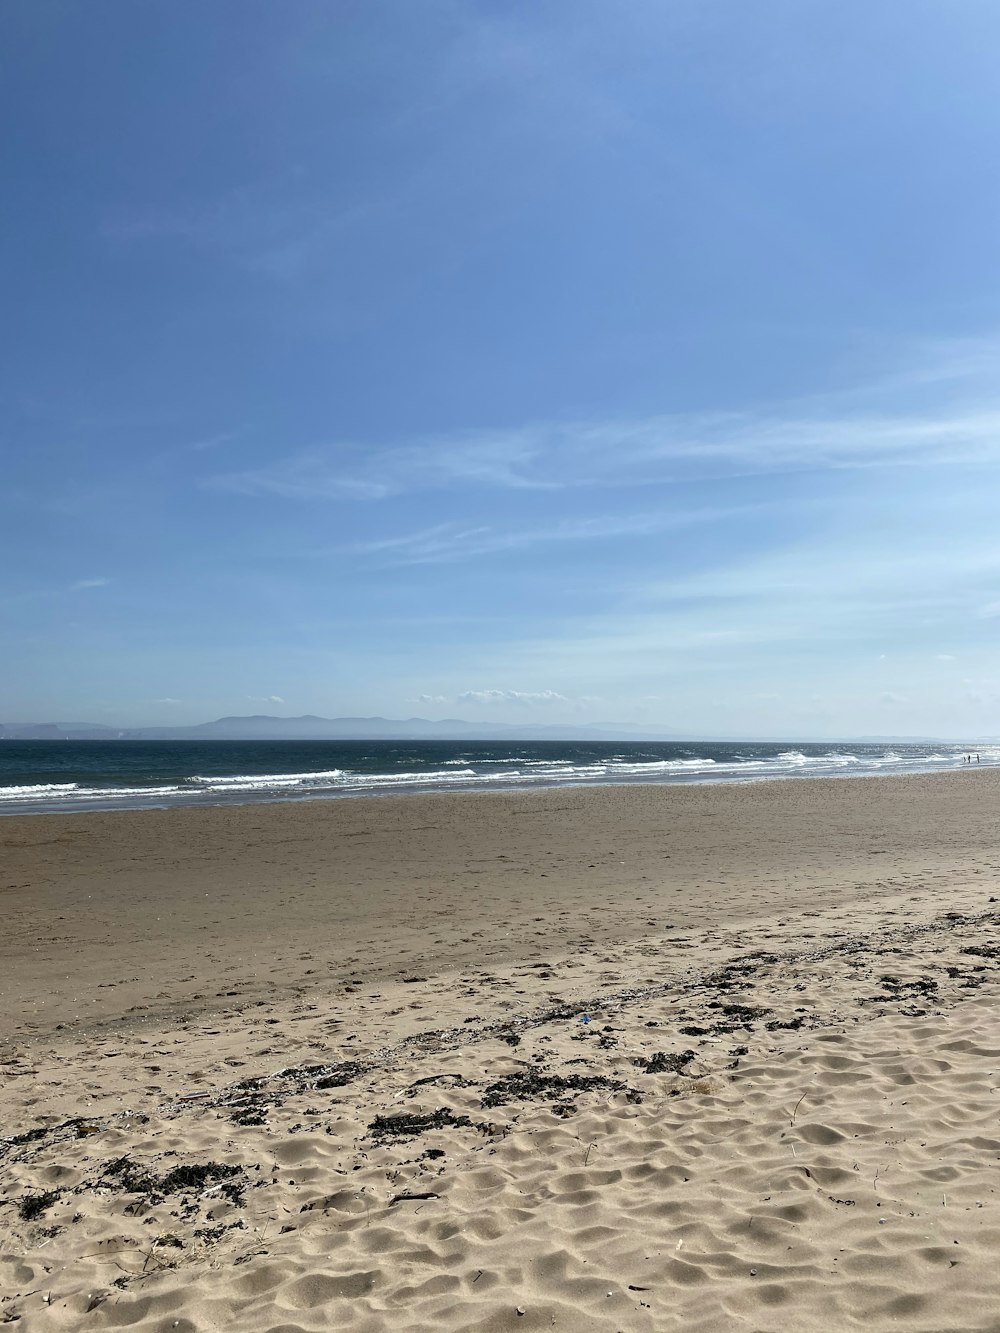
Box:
left=3, top=771, right=1000, bottom=1330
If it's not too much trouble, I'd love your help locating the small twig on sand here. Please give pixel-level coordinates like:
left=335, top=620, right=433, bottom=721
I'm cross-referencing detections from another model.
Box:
left=790, top=1091, right=809, bottom=1126
left=584, top=1142, right=596, bottom=1167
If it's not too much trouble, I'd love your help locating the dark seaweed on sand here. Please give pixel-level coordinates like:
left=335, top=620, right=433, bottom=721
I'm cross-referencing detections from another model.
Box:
left=481, top=1070, right=639, bottom=1109
left=1, top=1117, right=111, bottom=1159
left=101, top=1156, right=243, bottom=1199
left=634, top=1050, right=696, bottom=1075
left=159, top=1162, right=241, bottom=1194
left=312, top=1061, right=363, bottom=1090
left=18, top=1190, right=60, bottom=1221
left=231, top=1104, right=269, bottom=1127
left=9, top=1126, right=50, bottom=1148
left=101, top=1156, right=159, bottom=1194
left=368, top=1108, right=477, bottom=1142
left=709, top=1001, right=770, bottom=1024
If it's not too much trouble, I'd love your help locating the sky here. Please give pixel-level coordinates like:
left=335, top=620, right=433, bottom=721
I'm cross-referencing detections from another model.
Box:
left=4, top=0, right=1000, bottom=738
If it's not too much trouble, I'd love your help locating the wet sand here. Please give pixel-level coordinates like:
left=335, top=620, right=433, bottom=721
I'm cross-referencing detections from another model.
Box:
left=4, top=771, right=1000, bottom=1330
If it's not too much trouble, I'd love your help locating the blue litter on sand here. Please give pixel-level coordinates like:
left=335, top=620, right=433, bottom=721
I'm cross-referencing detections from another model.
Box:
left=579, top=1014, right=591, bottom=1024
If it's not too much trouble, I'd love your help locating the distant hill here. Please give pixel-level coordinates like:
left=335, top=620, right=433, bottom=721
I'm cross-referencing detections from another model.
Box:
left=1, top=717, right=980, bottom=744
left=0, top=721, right=125, bottom=740
left=0, top=714, right=688, bottom=742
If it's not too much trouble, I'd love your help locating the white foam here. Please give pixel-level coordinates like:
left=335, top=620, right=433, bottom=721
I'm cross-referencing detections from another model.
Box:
left=69, top=785, right=184, bottom=799
left=347, top=768, right=478, bottom=787
left=0, top=782, right=79, bottom=799
left=189, top=769, right=345, bottom=786
left=0, top=783, right=183, bottom=803
left=4, top=743, right=998, bottom=814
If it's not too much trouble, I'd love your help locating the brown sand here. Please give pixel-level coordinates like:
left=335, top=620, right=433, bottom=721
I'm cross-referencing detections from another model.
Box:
left=3, top=771, right=1000, bottom=1330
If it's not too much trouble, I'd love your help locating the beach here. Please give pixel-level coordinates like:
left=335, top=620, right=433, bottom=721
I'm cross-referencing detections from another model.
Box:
left=4, top=770, right=1000, bottom=1329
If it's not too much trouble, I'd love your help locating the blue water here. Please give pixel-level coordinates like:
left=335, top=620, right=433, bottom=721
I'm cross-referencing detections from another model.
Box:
left=0, top=739, right=993, bottom=815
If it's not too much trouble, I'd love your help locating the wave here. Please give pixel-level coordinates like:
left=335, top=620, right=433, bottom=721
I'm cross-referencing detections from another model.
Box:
left=340, top=768, right=478, bottom=786
left=188, top=769, right=345, bottom=789
left=0, top=782, right=185, bottom=803
left=0, top=782, right=81, bottom=799
left=2, top=744, right=997, bottom=813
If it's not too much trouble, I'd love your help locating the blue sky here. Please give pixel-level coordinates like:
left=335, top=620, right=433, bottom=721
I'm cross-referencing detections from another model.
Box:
left=5, top=0, right=1000, bottom=736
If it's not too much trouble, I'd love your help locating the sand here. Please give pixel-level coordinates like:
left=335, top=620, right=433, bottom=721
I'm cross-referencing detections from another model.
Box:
left=3, top=771, right=1000, bottom=1330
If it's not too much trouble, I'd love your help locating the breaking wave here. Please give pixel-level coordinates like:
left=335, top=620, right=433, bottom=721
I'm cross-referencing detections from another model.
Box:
left=1, top=740, right=997, bottom=814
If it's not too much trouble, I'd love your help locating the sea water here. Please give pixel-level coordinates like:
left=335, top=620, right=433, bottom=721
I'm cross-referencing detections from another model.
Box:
left=0, top=739, right=994, bottom=815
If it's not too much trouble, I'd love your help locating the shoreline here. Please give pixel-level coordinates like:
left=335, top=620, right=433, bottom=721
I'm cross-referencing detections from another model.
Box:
left=1, top=759, right=994, bottom=820
left=1, top=740, right=992, bottom=817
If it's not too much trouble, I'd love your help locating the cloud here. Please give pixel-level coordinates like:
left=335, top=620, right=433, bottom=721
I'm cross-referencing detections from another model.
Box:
left=71, top=577, right=110, bottom=590
left=935, top=654, right=956, bottom=661
left=211, top=447, right=394, bottom=501
left=153, top=697, right=183, bottom=705
left=206, top=396, right=1000, bottom=504
left=247, top=694, right=285, bottom=704
left=413, top=694, right=448, bottom=705
left=207, top=430, right=553, bottom=502
left=458, top=688, right=569, bottom=706
left=344, top=511, right=727, bottom=565
left=879, top=691, right=905, bottom=704
left=187, top=430, right=240, bottom=453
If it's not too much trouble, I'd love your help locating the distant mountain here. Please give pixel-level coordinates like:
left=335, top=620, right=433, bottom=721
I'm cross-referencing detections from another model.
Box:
left=0, top=721, right=125, bottom=740
left=136, top=713, right=690, bottom=741
left=2, top=716, right=985, bottom=744
left=1, top=714, right=688, bottom=742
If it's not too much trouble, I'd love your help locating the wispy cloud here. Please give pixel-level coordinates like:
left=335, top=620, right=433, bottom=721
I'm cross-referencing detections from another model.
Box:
left=187, top=430, right=241, bottom=453
left=71, top=577, right=110, bottom=590
left=207, top=429, right=554, bottom=501
left=344, top=510, right=730, bottom=565
left=247, top=694, right=285, bottom=704
left=209, top=446, right=394, bottom=500
left=640, top=536, right=1000, bottom=620
left=206, top=401, right=1000, bottom=503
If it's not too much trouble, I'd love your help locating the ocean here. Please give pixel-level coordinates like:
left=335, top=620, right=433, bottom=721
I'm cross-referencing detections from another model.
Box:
left=0, top=738, right=993, bottom=815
